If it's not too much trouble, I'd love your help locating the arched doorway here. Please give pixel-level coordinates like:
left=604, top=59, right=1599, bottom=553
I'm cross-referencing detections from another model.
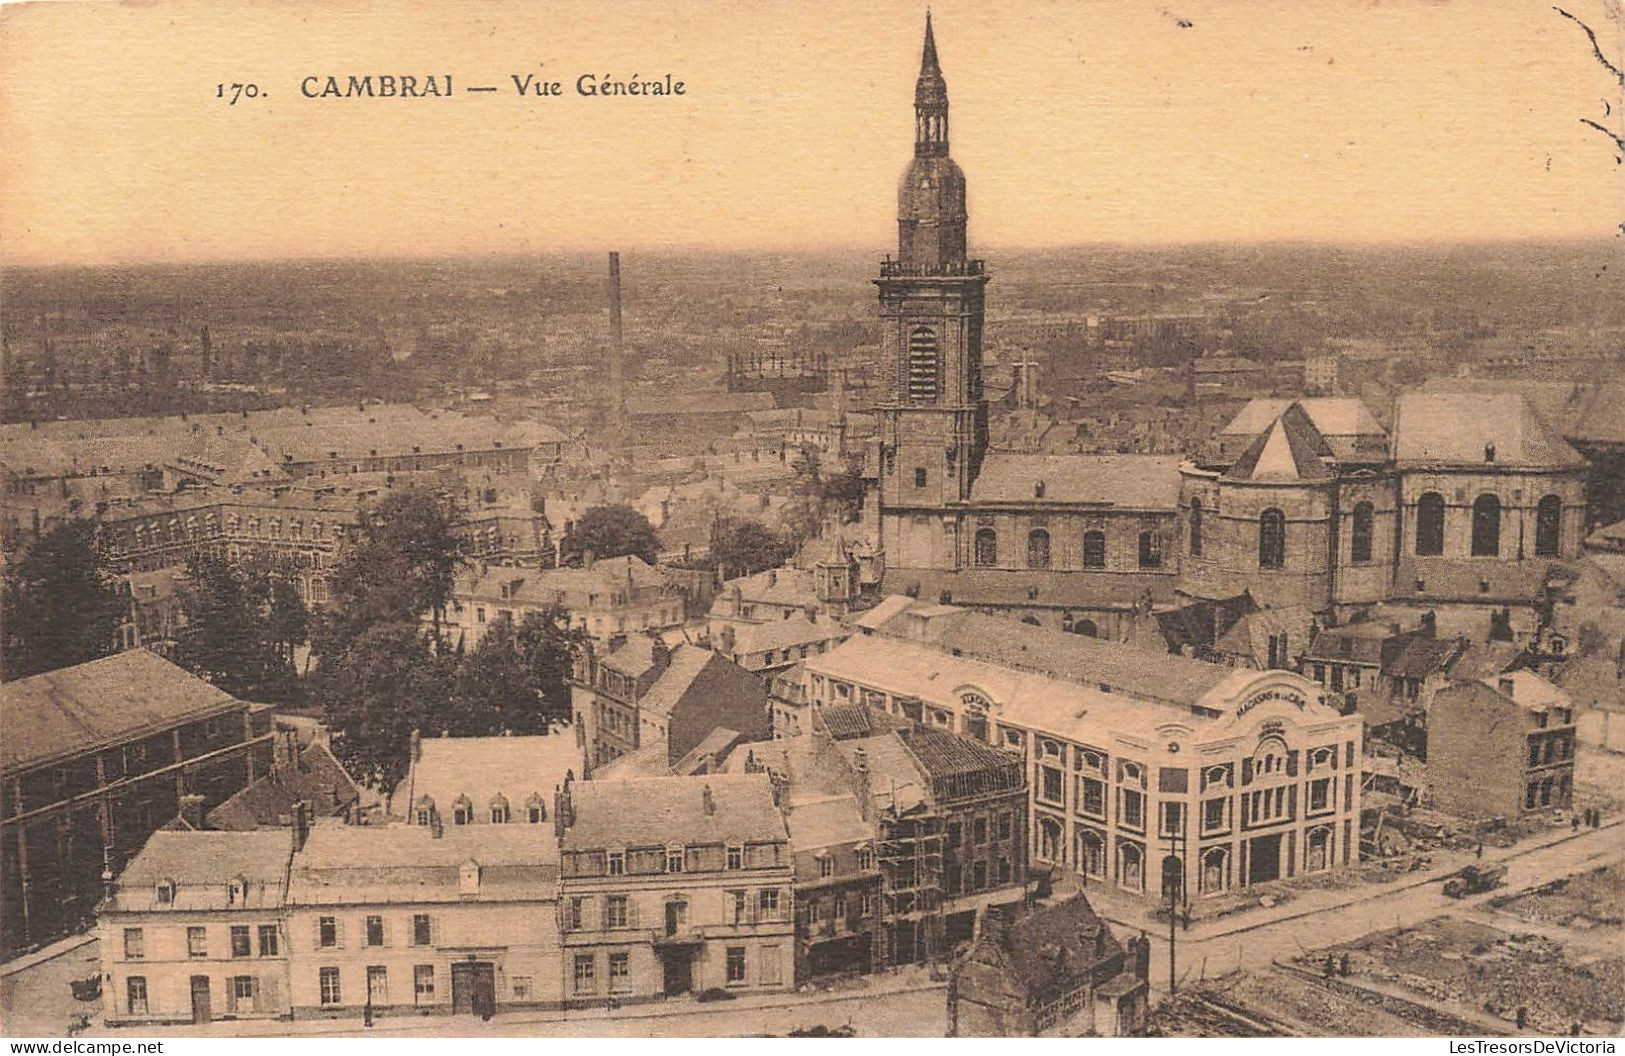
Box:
left=1076, top=829, right=1105, bottom=879
left=1118, top=841, right=1144, bottom=892
left=1200, top=847, right=1229, bottom=894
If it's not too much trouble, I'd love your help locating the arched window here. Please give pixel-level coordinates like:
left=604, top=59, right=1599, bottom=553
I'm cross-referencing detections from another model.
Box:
left=1119, top=842, right=1144, bottom=891
left=907, top=325, right=939, bottom=403
left=974, top=528, right=997, bottom=567
left=1471, top=494, right=1501, bottom=557
left=1073, top=619, right=1097, bottom=638
left=489, top=795, right=510, bottom=825
left=1415, top=492, right=1445, bottom=556
left=452, top=795, right=473, bottom=826
left=1535, top=494, right=1562, bottom=557
left=1037, top=816, right=1064, bottom=864
left=1082, top=530, right=1106, bottom=569
left=1076, top=829, right=1105, bottom=878
left=1189, top=499, right=1204, bottom=556
left=1350, top=502, right=1374, bottom=564
left=1027, top=529, right=1051, bottom=569
left=1258, top=509, right=1286, bottom=570
left=1138, top=530, right=1162, bottom=569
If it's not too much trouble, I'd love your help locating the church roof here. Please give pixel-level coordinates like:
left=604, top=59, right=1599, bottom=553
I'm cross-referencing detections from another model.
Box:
left=1221, top=398, right=1384, bottom=439
left=971, top=453, right=1182, bottom=509
left=1392, top=392, right=1583, bottom=468
left=1224, top=402, right=1336, bottom=482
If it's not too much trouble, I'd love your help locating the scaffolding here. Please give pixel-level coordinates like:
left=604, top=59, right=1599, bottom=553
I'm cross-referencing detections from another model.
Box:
left=875, top=811, right=946, bottom=967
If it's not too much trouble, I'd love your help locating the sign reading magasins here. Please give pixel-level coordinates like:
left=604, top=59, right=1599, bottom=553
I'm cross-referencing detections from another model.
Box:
left=1236, top=687, right=1309, bottom=718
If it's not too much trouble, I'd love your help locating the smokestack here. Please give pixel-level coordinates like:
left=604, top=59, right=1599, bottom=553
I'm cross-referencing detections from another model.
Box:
left=607, top=251, right=625, bottom=439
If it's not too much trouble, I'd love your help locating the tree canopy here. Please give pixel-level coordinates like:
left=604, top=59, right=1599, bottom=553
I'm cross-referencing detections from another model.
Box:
left=1, top=521, right=123, bottom=681
left=711, top=519, right=792, bottom=580
left=564, top=504, right=659, bottom=565
left=172, top=550, right=305, bottom=703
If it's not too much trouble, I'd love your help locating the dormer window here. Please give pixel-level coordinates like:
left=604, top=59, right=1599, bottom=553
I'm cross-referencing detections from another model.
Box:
left=155, top=880, right=176, bottom=905
left=452, top=795, right=473, bottom=826
left=666, top=846, right=685, bottom=873
left=525, top=793, right=546, bottom=824
left=490, top=795, right=510, bottom=824
left=228, top=876, right=249, bottom=906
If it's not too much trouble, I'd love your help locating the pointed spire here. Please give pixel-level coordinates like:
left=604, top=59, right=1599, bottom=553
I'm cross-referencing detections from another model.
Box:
left=921, top=11, right=941, bottom=77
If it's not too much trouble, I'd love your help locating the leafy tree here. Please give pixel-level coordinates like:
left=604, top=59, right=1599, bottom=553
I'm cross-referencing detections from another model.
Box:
left=515, top=607, right=585, bottom=725
left=315, top=487, right=468, bottom=655
left=819, top=461, right=869, bottom=524
left=173, top=551, right=280, bottom=700
left=1, top=521, right=123, bottom=681
left=316, top=622, right=451, bottom=791
left=711, top=519, right=792, bottom=580
left=565, top=504, right=659, bottom=565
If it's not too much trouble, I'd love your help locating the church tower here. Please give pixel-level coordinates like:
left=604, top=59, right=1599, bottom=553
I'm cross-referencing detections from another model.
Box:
left=875, top=14, right=989, bottom=571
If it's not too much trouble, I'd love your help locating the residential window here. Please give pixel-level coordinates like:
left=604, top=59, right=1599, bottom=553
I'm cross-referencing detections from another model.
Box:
left=1309, top=778, right=1332, bottom=813
left=318, top=916, right=338, bottom=948
left=666, top=848, right=685, bottom=873
left=365, top=915, right=385, bottom=947
left=605, top=895, right=629, bottom=929
left=609, top=953, right=631, bottom=993
left=726, top=947, right=747, bottom=985
left=973, top=816, right=988, bottom=845
left=416, top=810, right=432, bottom=826
left=818, top=856, right=835, bottom=879
left=1079, top=777, right=1106, bottom=818
left=1039, top=762, right=1063, bottom=805
left=232, top=976, right=256, bottom=1008
left=998, top=857, right=1012, bottom=884
left=1159, top=801, right=1185, bottom=838
left=528, top=806, right=544, bottom=824
left=997, top=812, right=1013, bottom=841
left=126, top=976, right=148, bottom=1016
left=414, top=965, right=435, bottom=1004
left=188, top=926, right=208, bottom=958
left=759, top=888, right=781, bottom=918
left=857, top=846, right=874, bottom=870
left=412, top=913, right=432, bottom=946
left=155, top=880, right=175, bottom=904
left=1202, top=797, right=1228, bottom=833
left=319, top=967, right=342, bottom=1006
left=123, top=928, right=144, bottom=960
left=726, top=845, right=742, bottom=871
left=230, top=925, right=252, bottom=958
left=608, top=851, right=625, bottom=876
left=367, top=966, right=388, bottom=1006
left=568, top=897, right=588, bottom=931
left=511, top=976, right=533, bottom=1000
left=254, top=923, right=278, bottom=957
left=972, top=861, right=988, bottom=890
left=573, top=954, right=596, bottom=995
left=490, top=805, right=509, bottom=824
left=1120, top=789, right=1145, bottom=830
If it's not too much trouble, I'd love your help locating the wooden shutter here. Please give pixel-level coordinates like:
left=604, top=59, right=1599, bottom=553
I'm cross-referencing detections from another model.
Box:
left=334, top=919, right=345, bottom=949
left=312, top=918, right=323, bottom=951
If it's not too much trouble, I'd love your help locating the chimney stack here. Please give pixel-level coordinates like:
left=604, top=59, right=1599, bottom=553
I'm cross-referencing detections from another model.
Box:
left=702, top=783, right=715, bottom=816
left=179, top=794, right=206, bottom=830
left=292, top=799, right=311, bottom=850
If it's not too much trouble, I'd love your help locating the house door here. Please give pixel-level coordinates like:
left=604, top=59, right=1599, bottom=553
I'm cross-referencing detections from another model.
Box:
left=661, top=950, right=692, bottom=996
left=1247, top=834, right=1282, bottom=885
left=450, top=962, right=496, bottom=1016
left=189, top=976, right=212, bottom=1024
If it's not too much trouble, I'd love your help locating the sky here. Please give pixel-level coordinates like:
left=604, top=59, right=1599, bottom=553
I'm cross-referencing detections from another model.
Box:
left=1, top=0, right=1621, bottom=266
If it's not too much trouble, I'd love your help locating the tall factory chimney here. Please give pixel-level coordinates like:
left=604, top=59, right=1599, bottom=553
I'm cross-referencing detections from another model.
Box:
left=607, top=251, right=626, bottom=440
left=200, top=325, right=213, bottom=379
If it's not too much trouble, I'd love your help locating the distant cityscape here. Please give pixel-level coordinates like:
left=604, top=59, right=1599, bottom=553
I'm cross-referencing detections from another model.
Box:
left=2, top=13, right=1622, bottom=1044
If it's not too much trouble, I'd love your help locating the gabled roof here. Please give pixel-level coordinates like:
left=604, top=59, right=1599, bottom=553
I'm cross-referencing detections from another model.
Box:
left=2, top=651, right=242, bottom=775
left=637, top=645, right=717, bottom=719
left=289, top=822, right=559, bottom=905
left=1393, top=392, right=1584, bottom=468
left=207, top=743, right=361, bottom=830
left=1221, top=398, right=1385, bottom=439
left=1224, top=402, right=1336, bottom=482
left=110, top=830, right=294, bottom=913
left=396, top=733, right=581, bottom=821
left=561, top=773, right=787, bottom=849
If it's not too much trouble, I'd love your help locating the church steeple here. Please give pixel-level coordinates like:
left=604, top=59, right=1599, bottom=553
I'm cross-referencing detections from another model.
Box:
left=915, top=13, right=949, bottom=157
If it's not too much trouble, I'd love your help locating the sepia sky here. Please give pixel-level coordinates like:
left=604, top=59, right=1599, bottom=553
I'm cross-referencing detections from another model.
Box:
left=0, top=0, right=1621, bottom=266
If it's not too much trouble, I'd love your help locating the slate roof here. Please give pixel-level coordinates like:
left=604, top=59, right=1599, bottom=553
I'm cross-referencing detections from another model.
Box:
left=1392, top=393, right=1584, bottom=468
left=868, top=601, right=1233, bottom=708
left=396, top=733, right=582, bottom=821
left=637, top=645, right=718, bottom=719
left=815, top=702, right=912, bottom=741
left=785, top=794, right=872, bottom=852
left=2, top=651, right=243, bottom=775
left=970, top=453, right=1182, bottom=510
left=1221, top=398, right=1385, bottom=439
left=289, top=821, right=559, bottom=905
left=207, top=743, right=361, bottom=830
left=1211, top=604, right=1315, bottom=667
left=561, top=773, right=787, bottom=849
left=109, top=829, right=294, bottom=913
left=1224, top=402, right=1337, bottom=482
left=1381, top=636, right=1465, bottom=680
left=970, top=895, right=1121, bottom=1007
